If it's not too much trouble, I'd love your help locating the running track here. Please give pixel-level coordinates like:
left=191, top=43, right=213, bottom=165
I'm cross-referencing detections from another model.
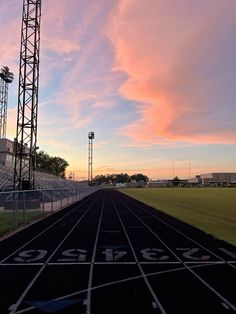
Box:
left=0, top=189, right=235, bottom=313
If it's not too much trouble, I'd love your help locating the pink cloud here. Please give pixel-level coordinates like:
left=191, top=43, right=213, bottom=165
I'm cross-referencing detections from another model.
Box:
left=108, top=0, right=236, bottom=145
left=0, top=20, right=20, bottom=74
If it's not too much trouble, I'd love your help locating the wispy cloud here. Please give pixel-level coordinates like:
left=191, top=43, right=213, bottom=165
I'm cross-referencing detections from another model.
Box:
left=107, top=0, right=236, bottom=145
left=1, top=0, right=235, bottom=178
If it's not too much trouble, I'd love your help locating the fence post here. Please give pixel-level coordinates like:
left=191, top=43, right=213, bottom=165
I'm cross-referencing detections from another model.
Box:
left=42, top=191, right=45, bottom=215
left=12, top=192, right=17, bottom=229
left=23, top=192, right=26, bottom=226
left=51, top=190, right=53, bottom=212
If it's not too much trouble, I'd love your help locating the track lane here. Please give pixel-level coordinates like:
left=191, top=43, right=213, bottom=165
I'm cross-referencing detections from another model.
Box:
left=0, top=189, right=235, bottom=313
left=0, top=191, right=99, bottom=263
left=115, top=190, right=236, bottom=312
left=9, top=191, right=104, bottom=313
left=119, top=191, right=236, bottom=262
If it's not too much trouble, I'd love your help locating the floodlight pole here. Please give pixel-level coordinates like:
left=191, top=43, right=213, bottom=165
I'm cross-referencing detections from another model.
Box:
left=88, top=131, right=95, bottom=184
left=13, top=0, right=42, bottom=190
left=0, top=66, right=14, bottom=138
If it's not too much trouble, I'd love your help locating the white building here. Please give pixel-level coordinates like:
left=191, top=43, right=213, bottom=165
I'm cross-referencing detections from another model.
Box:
left=200, top=173, right=236, bottom=185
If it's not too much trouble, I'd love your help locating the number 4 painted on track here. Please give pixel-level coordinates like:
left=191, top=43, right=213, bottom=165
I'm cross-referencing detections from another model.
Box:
left=102, top=249, right=127, bottom=261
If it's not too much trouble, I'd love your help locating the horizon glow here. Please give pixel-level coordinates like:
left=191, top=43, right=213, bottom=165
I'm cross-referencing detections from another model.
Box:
left=0, top=0, right=235, bottom=180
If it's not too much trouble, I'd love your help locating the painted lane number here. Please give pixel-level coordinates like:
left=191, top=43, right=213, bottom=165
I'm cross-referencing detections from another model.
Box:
left=102, top=249, right=127, bottom=261
left=141, top=248, right=169, bottom=261
left=14, top=250, right=48, bottom=263
left=57, top=249, right=87, bottom=262
left=176, top=248, right=210, bottom=261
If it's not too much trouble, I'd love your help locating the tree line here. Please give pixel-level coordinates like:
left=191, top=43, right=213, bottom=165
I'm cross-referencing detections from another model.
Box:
left=35, top=150, right=69, bottom=178
left=93, top=173, right=149, bottom=185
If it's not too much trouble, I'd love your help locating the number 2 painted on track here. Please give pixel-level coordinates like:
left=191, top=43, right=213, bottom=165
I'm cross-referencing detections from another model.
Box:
left=14, top=250, right=48, bottom=262
left=176, top=248, right=210, bottom=261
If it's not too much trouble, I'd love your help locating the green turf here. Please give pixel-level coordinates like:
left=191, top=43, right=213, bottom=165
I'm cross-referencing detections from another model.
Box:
left=0, top=211, right=43, bottom=237
left=121, top=188, right=236, bottom=245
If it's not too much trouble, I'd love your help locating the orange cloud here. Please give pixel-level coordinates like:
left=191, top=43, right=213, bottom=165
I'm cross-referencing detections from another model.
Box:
left=108, top=0, right=236, bottom=145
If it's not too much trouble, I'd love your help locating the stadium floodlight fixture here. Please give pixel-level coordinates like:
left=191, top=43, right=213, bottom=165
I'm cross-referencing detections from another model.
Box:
left=88, top=131, right=95, bottom=139
left=0, top=66, right=14, bottom=83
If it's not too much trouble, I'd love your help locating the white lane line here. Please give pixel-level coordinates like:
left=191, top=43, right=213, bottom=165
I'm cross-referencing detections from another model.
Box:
left=140, top=261, right=181, bottom=264
left=111, top=196, right=166, bottom=314
left=14, top=263, right=212, bottom=314
left=0, top=195, right=92, bottom=264
left=183, top=261, right=225, bottom=264
left=86, top=196, right=105, bottom=314
left=119, top=199, right=181, bottom=262
left=222, top=302, right=231, bottom=310
left=95, top=261, right=136, bottom=265
left=228, top=263, right=236, bottom=269
left=123, top=194, right=236, bottom=273
left=218, top=248, right=236, bottom=260
left=121, top=194, right=225, bottom=262
left=152, top=301, right=158, bottom=309
left=0, top=263, right=44, bottom=266
left=9, top=195, right=100, bottom=314
left=185, top=264, right=236, bottom=311
left=118, top=195, right=236, bottom=312
left=1, top=261, right=226, bottom=267
left=48, top=262, right=91, bottom=265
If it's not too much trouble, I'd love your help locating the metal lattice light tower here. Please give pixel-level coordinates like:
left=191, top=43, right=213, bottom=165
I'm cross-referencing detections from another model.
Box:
left=0, top=66, right=14, bottom=138
left=13, top=0, right=42, bottom=190
left=88, top=131, right=95, bottom=184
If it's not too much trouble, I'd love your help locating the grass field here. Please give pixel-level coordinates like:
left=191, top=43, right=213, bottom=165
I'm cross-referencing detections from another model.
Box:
left=122, top=188, right=236, bottom=245
left=0, top=211, right=43, bottom=237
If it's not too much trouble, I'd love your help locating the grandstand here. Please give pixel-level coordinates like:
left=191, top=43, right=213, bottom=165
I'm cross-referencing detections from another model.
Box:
left=0, top=138, right=86, bottom=191
left=0, top=165, right=86, bottom=191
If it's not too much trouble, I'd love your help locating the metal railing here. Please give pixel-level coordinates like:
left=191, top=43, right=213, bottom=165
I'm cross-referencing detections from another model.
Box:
left=0, top=187, right=98, bottom=237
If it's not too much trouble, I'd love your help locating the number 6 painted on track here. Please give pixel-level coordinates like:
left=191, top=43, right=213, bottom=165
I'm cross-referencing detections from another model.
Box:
left=14, top=250, right=48, bottom=262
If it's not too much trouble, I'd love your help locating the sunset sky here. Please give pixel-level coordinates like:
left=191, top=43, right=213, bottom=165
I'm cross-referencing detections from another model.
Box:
left=0, top=0, right=236, bottom=180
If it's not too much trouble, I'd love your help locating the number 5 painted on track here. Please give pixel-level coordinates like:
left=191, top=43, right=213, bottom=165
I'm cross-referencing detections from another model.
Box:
left=57, top=249, right=87, bottom=262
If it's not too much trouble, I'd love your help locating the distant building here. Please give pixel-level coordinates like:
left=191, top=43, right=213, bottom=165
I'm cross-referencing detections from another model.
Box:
left=115, top=183, right=126, bottom=188
left=148, top=180, right=173, bottom=188
left=189, top=175, right=202, bottom=184
left=0, top=138, right=30, bottom=167
left=200, top=173, right=236, bottom=185
left=125, top=181, right=146, bottom=188
left=0, top=138, right=15, bottom=167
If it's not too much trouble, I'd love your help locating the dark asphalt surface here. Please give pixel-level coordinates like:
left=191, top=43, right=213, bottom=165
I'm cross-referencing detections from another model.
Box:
left=0, top=189, right=235, bottom=313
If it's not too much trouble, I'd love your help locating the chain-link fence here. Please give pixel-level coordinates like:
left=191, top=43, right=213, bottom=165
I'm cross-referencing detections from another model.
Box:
left=0, top=187, right=98, bottom=237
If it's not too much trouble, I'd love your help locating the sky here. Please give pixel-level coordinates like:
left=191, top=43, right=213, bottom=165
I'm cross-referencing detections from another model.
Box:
left=0, top=0, right=236, bottom=180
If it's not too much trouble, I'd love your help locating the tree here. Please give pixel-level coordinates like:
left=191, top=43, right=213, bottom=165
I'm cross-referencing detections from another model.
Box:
left=114, top=173, right=130, bottom=183
left=92, top=173, right=149, bottom=185
left=94, top=175, right=107, bottom=185
left=35, top=150, right=69, bottom=177
left=173, top=176, right=181, bottom=186
left=130, top=173, right=149, bottom=182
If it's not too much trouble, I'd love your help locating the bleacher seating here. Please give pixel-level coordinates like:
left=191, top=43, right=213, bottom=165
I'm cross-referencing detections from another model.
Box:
left=0, top=165, right=86, bottom=191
